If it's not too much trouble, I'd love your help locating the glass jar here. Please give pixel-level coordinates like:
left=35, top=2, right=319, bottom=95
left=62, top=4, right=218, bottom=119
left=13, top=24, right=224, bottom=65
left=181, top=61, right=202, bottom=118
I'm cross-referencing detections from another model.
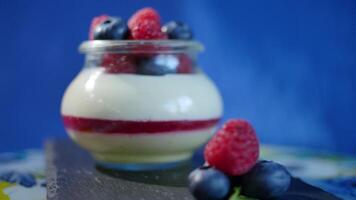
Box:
left=61, top=40, right=223, bottom=170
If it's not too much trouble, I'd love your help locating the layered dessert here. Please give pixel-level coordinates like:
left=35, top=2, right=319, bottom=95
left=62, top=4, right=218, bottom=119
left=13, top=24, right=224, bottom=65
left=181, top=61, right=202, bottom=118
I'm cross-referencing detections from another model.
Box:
left=62, top=67, right=222, bottom=163
left=61, top=8, right=223, bottom=167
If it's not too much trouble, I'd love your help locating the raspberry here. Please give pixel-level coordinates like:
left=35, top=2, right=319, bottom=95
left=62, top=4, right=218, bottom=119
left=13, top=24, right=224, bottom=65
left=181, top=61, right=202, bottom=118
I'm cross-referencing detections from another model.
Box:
left=89, top=15, right=109, bottom=40
left=128, top=7, right=161, bottom=27
left=177, top=54, right=194, bottom=74
left=101, top=54, right=137, bottom=74
left=204, top=119, right=260, bottom=176
left=128, top=7, right=167, bottom=40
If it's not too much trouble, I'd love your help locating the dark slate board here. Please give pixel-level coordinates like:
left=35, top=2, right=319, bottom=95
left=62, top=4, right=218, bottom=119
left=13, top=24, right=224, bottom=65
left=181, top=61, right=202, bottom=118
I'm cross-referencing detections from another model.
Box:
left=276, top=178, right=341, bottom=200
left=46, top=140, right=341, bottom=200
left=45, top=139, right=198, bottom=200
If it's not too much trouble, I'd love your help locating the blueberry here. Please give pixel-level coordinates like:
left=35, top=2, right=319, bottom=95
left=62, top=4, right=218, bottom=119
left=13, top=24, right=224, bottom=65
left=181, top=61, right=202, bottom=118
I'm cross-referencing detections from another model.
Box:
left=188, top=166, right=231, bottom=200
left=7, top=172, right=20, bottom=183
left=137, top=55, right=179, bottom=75
left=162, top=21, right=193, bottom=40
left=241, top=160, right=291, bottom=199
left=18, top=173, right=36, bottom=187
left=0, top=171, right=36, bottom=187
left=93, top=17, right=129, bottom=40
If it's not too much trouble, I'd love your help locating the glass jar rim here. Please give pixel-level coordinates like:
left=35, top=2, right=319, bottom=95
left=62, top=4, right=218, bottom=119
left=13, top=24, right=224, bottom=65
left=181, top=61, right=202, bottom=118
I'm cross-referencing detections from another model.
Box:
left=79, top=40, right=204, bottom=54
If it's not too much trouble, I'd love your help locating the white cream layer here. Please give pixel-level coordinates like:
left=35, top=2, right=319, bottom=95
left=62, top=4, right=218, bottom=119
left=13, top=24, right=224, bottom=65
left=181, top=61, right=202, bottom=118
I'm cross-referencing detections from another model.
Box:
left=68, top=127, right=215, bottom=163
left=61, top=67, right=223, bottom=120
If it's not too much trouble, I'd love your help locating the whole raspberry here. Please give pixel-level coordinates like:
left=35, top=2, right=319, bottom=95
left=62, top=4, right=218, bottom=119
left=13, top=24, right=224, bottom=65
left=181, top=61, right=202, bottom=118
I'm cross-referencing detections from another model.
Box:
left=128, top=7, right=167, bottom=40
left=204, top=119, right=260, bottom=176
left=101, top=54, right=137, bottom=74
left=89, top=15, right=109, bottom=40
left=128, top=7, right=160, bottom=26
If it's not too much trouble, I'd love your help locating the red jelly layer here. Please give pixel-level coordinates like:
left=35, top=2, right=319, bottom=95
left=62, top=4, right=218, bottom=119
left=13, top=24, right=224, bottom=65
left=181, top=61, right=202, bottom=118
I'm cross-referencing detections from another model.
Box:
left=62, top=115, right=220, bottom=134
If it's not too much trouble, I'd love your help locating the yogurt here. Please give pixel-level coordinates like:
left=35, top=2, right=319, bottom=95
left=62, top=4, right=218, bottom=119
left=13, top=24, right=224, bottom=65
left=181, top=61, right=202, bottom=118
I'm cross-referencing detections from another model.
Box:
left=61, top=67, right=223, bottom=165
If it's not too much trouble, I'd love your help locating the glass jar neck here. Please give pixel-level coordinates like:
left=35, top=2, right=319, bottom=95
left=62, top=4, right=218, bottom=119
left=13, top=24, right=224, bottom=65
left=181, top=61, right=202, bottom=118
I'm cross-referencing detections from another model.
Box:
left=80, top=40, right=203, bottom=75
left=79, top=40, right=204, bottom=54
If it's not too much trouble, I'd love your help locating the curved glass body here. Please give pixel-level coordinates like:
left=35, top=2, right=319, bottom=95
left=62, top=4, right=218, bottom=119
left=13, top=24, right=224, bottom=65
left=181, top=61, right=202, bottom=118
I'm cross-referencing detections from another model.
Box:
left=61, top=40, right=223, bottom=170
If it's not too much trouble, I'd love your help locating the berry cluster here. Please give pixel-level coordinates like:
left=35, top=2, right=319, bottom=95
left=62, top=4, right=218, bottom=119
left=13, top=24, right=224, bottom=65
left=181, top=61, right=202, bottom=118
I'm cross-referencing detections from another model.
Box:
left=89, top=8, right=194, bottom=75
left=188, top=120, right=292, bottom=200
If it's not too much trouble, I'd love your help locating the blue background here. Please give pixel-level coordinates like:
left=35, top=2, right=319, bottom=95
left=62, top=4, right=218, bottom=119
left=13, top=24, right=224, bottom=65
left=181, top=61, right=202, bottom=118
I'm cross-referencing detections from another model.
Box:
left=0, top=0, right=355, bottom=154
